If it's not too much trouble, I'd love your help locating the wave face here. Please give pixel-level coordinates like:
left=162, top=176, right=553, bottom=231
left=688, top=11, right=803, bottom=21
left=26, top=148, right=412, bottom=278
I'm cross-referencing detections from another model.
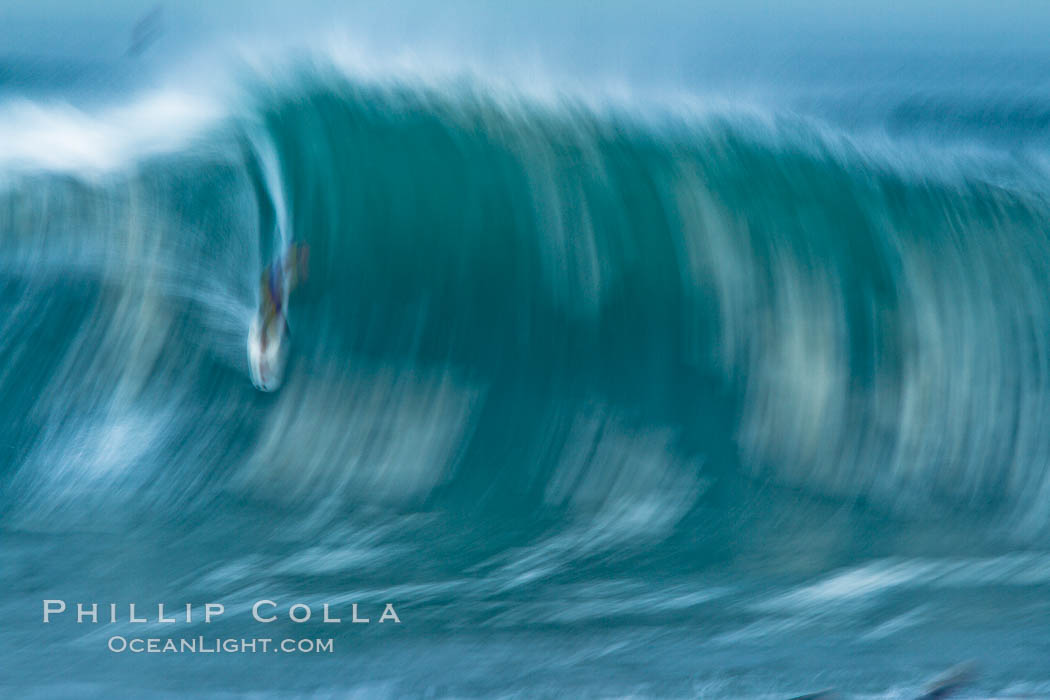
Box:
left=5, top=66, right=1050, bottom=696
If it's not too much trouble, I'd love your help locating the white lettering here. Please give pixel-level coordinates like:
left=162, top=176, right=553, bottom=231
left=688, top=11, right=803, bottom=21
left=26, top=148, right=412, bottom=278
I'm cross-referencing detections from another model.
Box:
left=289, top=603, right=311, bottom=623
left=158, top=604, right=175, bottom=623
left=322, top=603, right=341, bottom=623
left=253, top=600, right=277, bottom=623
left=43, top=599, right=66, bottom=623
left=205, top=603, right=224, bottom=623
left=77, top=603, right=98, bottom=623
left=129, top=604, right=146, bottom=623
left=379, top=604, right=400, bottom=623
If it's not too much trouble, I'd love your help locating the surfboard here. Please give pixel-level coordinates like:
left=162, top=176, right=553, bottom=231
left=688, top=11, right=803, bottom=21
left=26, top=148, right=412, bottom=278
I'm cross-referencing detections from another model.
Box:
left=248, top=257, right=292, bottom=392
left=247, top=311, right=288, bottom=392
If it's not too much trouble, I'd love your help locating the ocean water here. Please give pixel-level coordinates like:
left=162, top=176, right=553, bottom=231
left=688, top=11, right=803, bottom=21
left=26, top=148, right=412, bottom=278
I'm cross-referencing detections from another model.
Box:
left=3, top=7, right=1050, bottom=698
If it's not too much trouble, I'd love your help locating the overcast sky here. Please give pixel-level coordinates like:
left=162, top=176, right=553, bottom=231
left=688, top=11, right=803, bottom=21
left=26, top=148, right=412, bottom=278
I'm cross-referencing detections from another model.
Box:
left=4, top=1, right=1050, bottom=54
left=4, top=1, right=1050, bottom=98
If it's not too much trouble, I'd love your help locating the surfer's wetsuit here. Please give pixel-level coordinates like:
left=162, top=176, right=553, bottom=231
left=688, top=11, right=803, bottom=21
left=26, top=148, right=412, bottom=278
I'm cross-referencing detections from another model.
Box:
left=258, top=265, right=281, bottom=339
left=259, top=243, right=308, bottom=343
left=267, top=264, right=283, bottom=317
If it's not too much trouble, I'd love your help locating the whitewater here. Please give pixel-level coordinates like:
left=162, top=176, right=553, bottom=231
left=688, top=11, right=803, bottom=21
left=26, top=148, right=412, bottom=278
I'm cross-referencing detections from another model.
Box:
left=3, top=27, right=1050, bottom=699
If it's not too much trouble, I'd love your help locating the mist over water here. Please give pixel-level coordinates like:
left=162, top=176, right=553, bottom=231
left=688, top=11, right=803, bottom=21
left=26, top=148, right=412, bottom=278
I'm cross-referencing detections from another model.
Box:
left=4, top=3, right=1050, bottom=697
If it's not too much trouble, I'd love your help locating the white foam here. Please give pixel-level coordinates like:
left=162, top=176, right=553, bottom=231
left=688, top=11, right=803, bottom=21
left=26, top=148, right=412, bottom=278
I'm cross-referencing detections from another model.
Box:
left=0, top=89, right=225, bottom=175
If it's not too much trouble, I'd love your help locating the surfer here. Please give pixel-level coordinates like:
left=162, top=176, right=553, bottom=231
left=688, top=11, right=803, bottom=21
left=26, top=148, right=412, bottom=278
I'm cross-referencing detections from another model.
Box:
left=258, top=242, right=309, bottom=352
left=249, top=241, right=308, bottom=391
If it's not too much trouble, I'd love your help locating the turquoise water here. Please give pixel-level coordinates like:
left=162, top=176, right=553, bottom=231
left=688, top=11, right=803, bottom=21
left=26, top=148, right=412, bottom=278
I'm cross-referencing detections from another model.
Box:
left=3, top=52, right=1050, bottom=697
